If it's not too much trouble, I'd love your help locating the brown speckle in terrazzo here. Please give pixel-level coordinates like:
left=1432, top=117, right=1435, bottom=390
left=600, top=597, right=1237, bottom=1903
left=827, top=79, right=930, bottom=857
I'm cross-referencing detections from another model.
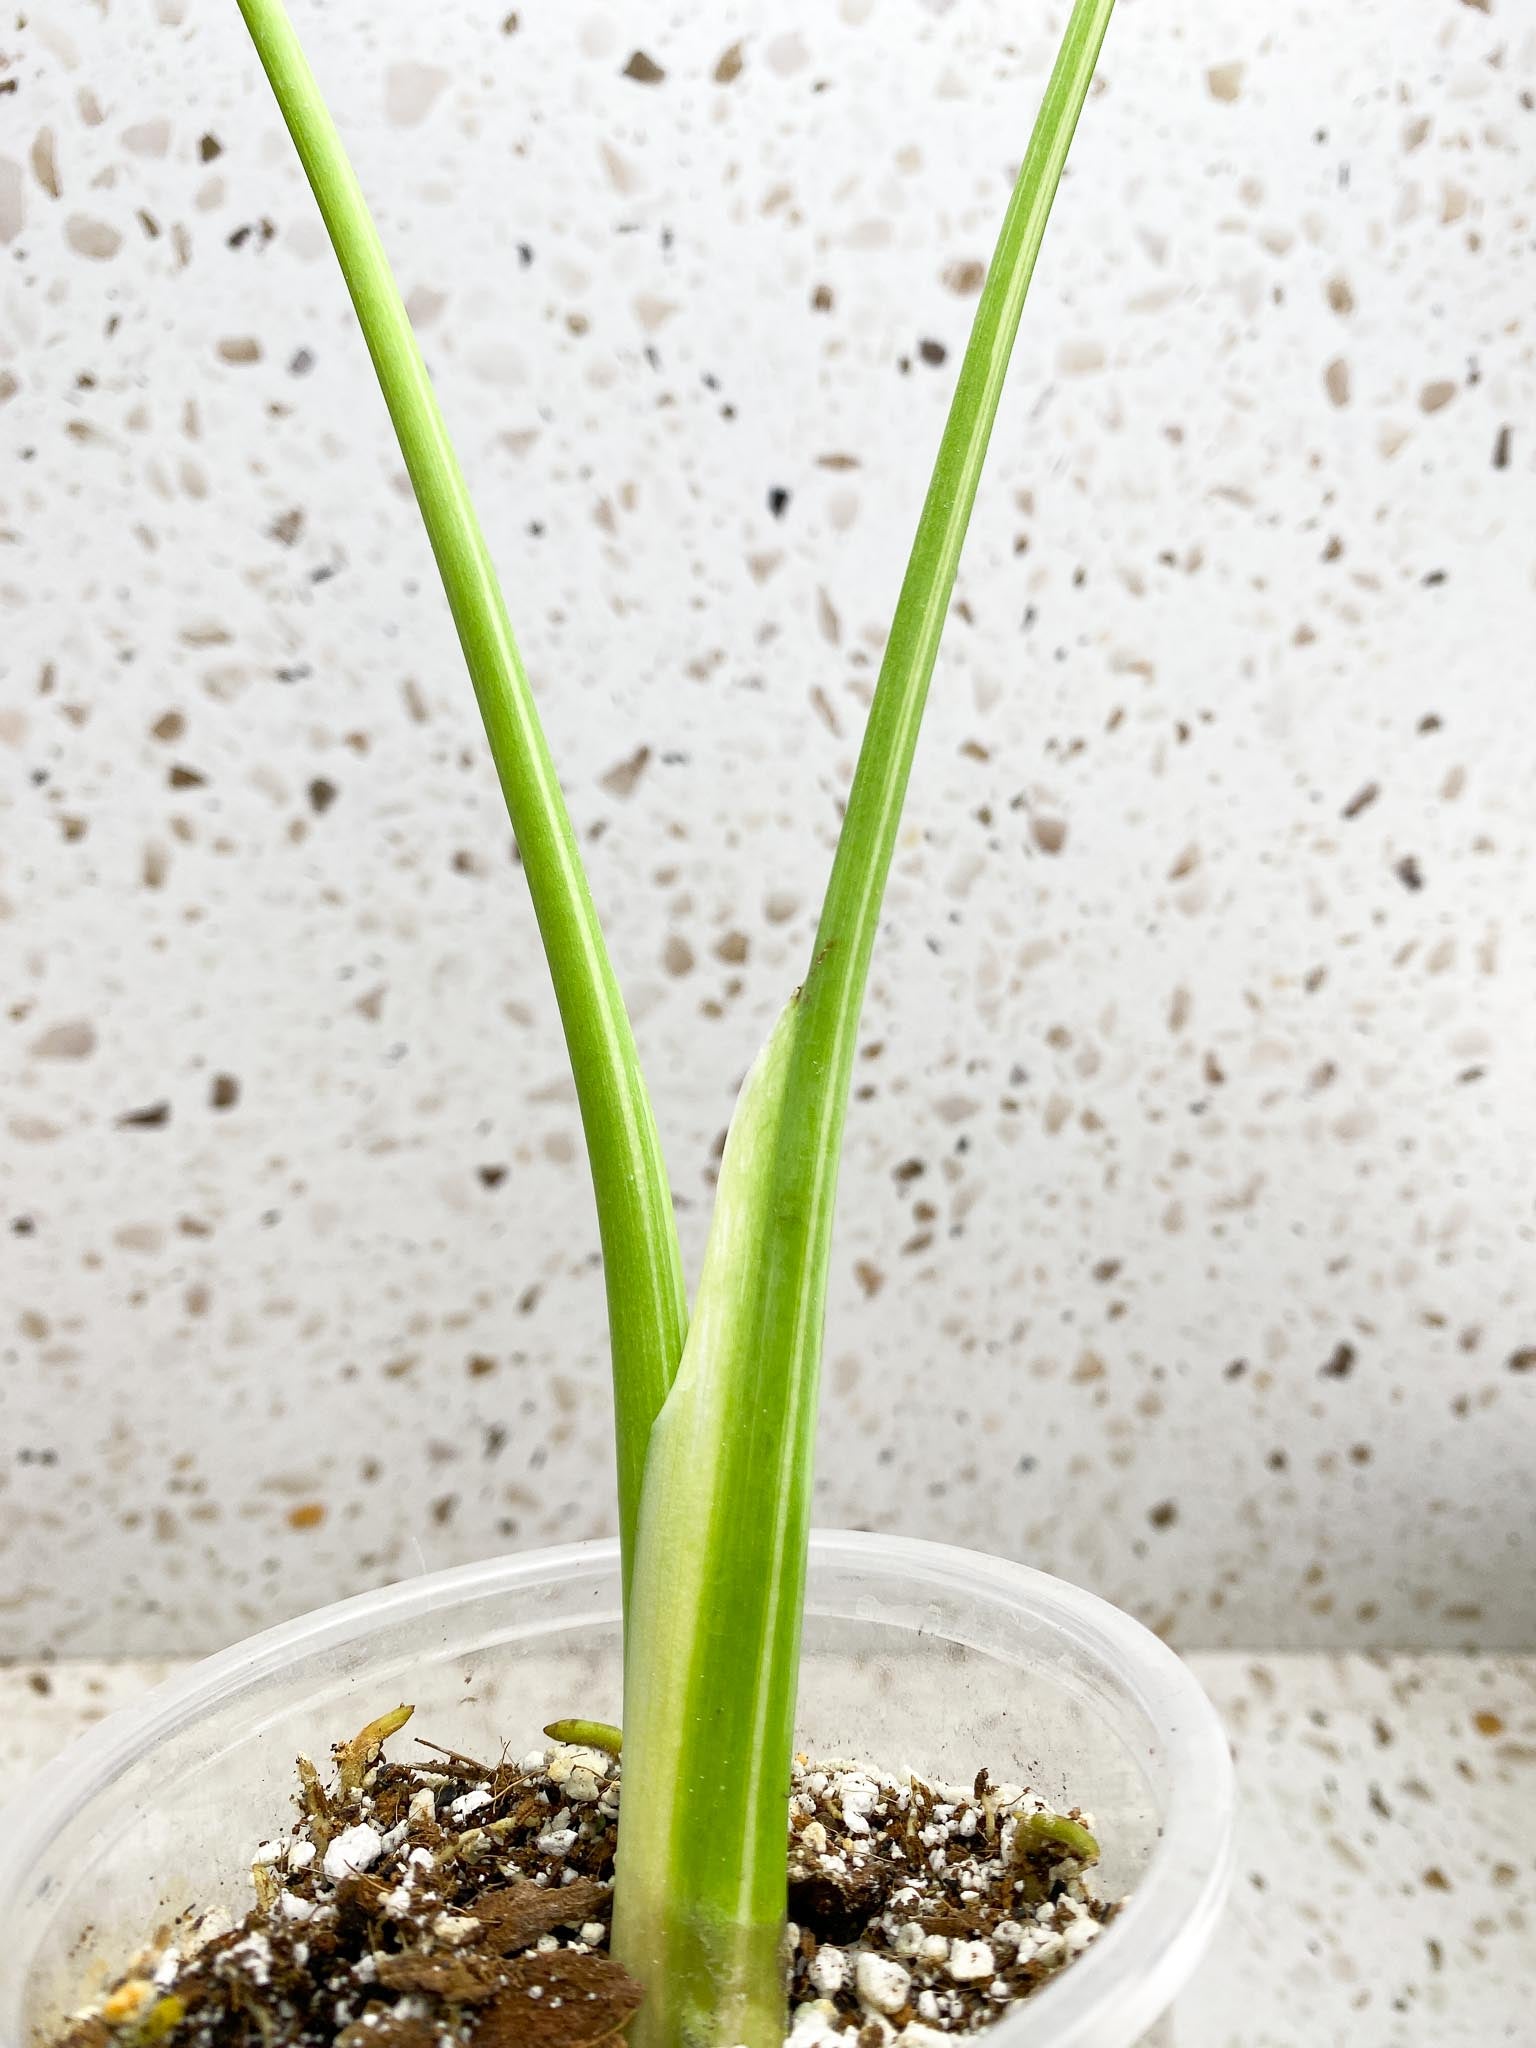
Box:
left=385, top=63, right=449, bottom=127
left=116, top=1101, right=171, bottom=1130
left=31, top=128, right=62, bottom=199
left=1341, top=782, right=1379, bottom=819
left=942, top=259, right=986, bottom=295
left=31, top=1019, right=97, bottom=1059
left=598, top=746, right=649, bottom=797
left=65, top=215, right=123, bottom=260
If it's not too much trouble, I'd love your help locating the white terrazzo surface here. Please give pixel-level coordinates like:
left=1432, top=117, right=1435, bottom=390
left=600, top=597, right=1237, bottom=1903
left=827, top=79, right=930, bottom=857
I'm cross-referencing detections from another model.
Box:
left=3, top=0, right=1535, bottom=1660
left=1, top=1653, right=1530, bottom=2047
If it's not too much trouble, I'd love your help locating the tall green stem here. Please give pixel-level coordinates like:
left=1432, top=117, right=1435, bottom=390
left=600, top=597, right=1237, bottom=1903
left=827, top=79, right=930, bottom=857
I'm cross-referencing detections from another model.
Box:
left=612, top=7, right=1118, bottom=2045
left=232, top=0, right=686, bottom=1587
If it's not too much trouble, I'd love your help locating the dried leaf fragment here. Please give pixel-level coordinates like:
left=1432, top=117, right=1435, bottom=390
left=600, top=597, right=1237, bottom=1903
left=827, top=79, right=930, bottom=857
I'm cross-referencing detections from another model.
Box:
left=472, top=1873, right=611, bottom=1954
left=473, top=1951, right=643, bottom=2048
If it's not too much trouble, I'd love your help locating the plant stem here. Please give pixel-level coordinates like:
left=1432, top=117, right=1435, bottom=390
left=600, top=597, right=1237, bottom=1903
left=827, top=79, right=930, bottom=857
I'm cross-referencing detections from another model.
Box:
left=613, top=7, right=1117, bottom=2044
left=614, top=1008, right=803, bottom=2048
left=232, top=0, right=686, bottom=1589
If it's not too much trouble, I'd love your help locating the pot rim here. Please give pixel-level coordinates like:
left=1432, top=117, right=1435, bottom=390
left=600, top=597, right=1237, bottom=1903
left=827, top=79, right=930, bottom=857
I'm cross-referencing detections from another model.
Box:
left=0, top=1531, right=1234, bottom=2048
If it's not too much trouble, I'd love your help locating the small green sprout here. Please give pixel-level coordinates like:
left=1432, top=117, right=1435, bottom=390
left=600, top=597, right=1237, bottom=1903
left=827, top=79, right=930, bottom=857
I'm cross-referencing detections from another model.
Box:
left=543, top=1719, right=624, bottom=1757
left=1016, top=1809, right=1102, bottom=1864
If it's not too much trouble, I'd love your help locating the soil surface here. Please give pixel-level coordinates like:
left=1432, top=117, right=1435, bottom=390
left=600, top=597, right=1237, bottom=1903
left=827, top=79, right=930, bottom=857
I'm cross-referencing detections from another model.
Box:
left=54, top=1709, right=1115, bottom=2048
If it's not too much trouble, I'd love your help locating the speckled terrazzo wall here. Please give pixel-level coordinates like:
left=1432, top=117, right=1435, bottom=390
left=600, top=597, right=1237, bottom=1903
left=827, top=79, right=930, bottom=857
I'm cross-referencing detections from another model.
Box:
left=2, top=0, right=1533, bottom=1659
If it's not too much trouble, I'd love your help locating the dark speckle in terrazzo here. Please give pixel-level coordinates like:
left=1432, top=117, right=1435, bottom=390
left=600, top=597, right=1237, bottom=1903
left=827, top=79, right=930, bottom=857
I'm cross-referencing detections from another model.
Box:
left=1394, top=855, right=1425, bottom=891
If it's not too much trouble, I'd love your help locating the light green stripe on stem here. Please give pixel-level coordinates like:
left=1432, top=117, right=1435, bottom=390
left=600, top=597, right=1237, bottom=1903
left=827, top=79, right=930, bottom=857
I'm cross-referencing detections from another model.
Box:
left=232, top=0, right=687, bottom=1588
left=615, top=1008, right=802, bottom=2048
left=613, top=7, right=1117, bottom=2046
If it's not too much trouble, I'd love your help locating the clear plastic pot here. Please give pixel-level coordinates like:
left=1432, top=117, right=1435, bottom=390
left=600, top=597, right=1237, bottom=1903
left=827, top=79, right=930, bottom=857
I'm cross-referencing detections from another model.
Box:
left=0, top=1532, right=1233, bottom=2048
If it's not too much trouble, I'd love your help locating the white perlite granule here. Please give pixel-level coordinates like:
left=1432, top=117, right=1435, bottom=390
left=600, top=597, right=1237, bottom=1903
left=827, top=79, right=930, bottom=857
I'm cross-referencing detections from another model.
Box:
left=321, top=1823, right=381, bottom=1884
left=807, top=1946, right=849, bottom=1996
left=854, top=1954, right=911, bottom=2015
left=946, top=1940, right=994, bottom=1983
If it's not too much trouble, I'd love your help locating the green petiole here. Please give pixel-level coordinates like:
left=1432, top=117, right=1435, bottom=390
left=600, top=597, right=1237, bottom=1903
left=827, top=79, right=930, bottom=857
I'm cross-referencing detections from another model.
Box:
left=232, top=0, right=686, bottom=1598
